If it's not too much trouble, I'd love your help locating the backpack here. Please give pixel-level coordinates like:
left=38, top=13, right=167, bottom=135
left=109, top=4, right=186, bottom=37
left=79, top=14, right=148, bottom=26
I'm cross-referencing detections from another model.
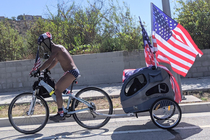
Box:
left=33, top=75, right=55, bottom=98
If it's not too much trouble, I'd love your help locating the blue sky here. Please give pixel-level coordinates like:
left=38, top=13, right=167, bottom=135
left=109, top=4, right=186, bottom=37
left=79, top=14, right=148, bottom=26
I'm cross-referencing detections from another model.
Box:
left=0, top=0, right=177, bottom=33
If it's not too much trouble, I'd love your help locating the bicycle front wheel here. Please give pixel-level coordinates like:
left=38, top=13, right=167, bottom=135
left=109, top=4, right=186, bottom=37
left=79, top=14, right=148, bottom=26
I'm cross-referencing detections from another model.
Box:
left=8, top=92, right=49, bottom=134
left=72, top=87, right=113, bottom=129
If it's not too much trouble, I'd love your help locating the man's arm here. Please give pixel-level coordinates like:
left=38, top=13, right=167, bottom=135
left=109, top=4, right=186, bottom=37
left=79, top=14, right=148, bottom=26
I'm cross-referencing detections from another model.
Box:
left=39, top=51, right=58, bottom=71
left=47, top=58, right=58, bottom=71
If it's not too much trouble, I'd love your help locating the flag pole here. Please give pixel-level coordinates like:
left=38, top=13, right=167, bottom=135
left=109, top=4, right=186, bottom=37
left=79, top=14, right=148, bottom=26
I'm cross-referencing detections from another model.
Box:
left=37, top=45, right=39, bottom=62
left=150, top=3, right=157, bottom=68
left=161, top=0, right=183, bottom=99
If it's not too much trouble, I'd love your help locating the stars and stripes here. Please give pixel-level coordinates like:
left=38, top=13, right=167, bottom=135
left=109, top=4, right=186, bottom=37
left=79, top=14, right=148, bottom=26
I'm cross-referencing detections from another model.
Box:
left=122, top=68, right=146, bottom=82
left=139, top=18, right=157, bottom=67
left=30, top=47, right=41, bottom=74
left=158, top=65, right=181, bottom=103
left=152, top=3, right=203, bottom=77
left=122, top=69, right=136, bottom=82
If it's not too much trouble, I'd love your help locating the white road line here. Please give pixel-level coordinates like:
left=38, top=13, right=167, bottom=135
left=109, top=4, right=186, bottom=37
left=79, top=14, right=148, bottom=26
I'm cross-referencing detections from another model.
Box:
left=1, top=112, right=210, bottom=131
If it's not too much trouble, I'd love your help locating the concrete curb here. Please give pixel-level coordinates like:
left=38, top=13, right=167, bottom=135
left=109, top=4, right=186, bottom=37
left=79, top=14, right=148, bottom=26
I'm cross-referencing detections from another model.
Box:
left=1, top=102, right=210, bottom=128
left=180, top=102, right=210, bottom=113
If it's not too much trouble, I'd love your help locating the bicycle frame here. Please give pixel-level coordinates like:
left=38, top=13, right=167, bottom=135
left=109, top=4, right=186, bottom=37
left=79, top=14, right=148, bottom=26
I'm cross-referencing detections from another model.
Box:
left=62, top=93, right=94, bottom=115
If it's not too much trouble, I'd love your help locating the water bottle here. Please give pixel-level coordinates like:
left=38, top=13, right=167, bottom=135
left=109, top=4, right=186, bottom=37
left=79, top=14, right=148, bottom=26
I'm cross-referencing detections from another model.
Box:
left=39, top=80, right=54, bottom=95
left=38, top=80, right=56, bottom=101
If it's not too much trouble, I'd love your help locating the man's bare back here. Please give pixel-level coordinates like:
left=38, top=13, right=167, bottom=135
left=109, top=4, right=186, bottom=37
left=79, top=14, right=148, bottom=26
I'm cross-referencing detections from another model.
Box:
left=39, top=43, right=77, bottom=72
left=52, top=44, right=76, bottom=72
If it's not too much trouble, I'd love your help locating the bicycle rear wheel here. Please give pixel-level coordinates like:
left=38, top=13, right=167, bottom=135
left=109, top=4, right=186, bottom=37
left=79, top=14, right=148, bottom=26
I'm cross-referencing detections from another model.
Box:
left=72, top=87, right=113, bottom=129
left=8, top=92, right=49, bottom=134
left=150, top=98, right=182, bottom=129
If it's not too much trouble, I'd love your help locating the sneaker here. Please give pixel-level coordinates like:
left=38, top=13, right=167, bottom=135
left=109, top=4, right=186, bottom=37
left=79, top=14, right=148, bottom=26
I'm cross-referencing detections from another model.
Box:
left=49, top=113, right=65, bottom=122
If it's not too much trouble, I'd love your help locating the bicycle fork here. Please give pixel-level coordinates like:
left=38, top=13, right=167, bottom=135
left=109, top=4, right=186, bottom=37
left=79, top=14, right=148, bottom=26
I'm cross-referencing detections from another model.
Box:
left=27, top=90, right=37, bottom=116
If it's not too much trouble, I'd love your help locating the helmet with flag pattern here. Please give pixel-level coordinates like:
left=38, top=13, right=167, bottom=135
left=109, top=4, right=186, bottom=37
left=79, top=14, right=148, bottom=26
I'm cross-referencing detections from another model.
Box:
left=37, top=32, right=52, bottom=51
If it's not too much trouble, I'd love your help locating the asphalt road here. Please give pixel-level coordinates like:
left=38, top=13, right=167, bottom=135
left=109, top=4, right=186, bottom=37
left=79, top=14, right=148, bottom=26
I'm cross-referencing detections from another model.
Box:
left=1, top=112, right=210, bottom=140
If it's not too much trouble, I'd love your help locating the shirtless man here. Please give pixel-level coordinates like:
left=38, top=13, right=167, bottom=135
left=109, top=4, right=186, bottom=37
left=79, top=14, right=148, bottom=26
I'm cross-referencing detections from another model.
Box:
left=33, top=32, right=80, bottom=122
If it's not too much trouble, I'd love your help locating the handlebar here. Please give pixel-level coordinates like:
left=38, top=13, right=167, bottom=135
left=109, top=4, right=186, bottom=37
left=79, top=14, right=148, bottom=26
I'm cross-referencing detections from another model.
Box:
left=30, top=69, right=51, bottom=78
left=44, top=69, right=51, bottom=75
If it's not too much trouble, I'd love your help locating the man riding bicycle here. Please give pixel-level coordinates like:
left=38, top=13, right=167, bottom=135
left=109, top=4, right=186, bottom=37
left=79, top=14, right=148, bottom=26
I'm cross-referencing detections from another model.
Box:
left=32, top=32, right=80, bottom=122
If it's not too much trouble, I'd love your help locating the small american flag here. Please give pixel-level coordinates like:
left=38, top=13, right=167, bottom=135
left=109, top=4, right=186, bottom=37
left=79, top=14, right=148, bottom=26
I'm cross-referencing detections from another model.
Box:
left=152, top=3, right=203, bottom=77
left=139, top=18, right=157, bottom=67
left=122, top=68, right=145, bottom=82
left=30, top=47, right=41, bottom=74
left=158, top=65, right=181, bottom=103
left=122, top=69, right=136, bottom=82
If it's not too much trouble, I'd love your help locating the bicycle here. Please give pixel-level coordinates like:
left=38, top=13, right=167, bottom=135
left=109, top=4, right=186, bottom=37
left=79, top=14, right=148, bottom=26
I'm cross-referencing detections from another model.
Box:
left=8, top=70, right=113, bottom=134
left=8, top=67, right=182, bottom=134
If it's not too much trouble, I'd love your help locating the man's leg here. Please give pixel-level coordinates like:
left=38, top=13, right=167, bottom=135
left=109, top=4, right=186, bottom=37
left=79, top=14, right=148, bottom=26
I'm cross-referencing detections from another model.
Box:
left=55, top=72, right=76, bottom=109
left=50, top=72, right=76, bottom=122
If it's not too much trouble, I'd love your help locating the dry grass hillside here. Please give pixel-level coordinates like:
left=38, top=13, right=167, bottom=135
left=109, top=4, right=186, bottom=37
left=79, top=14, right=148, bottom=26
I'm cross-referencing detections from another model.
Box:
left=8, top=20, right=36, bottom=35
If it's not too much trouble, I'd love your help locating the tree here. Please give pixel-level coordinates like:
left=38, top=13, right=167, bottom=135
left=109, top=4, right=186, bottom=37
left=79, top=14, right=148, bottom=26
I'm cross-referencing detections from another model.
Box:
left=0, top=21, right=25, bottom=61
left=0, top=0, right=145, bottom=61
left=17, top=15, right=23, bottom=20
left=26, top=0, right=143, bottom=55
left=175, top=0, right=210, bottom=49
left=11, top=17, right=16, bottom=21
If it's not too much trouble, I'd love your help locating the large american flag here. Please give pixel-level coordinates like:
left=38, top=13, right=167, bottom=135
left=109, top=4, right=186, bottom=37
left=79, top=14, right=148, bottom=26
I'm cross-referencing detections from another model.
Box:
left=30, top=47, right=41, bottom=74
left=139, top=18, right=157, bottom=67
left=152, top=3, right=203, bottom=77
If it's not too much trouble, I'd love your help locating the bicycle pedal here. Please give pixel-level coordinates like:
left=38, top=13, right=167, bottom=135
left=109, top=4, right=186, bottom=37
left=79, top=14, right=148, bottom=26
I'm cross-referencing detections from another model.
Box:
left=65, top=114, right=71, bottom=118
